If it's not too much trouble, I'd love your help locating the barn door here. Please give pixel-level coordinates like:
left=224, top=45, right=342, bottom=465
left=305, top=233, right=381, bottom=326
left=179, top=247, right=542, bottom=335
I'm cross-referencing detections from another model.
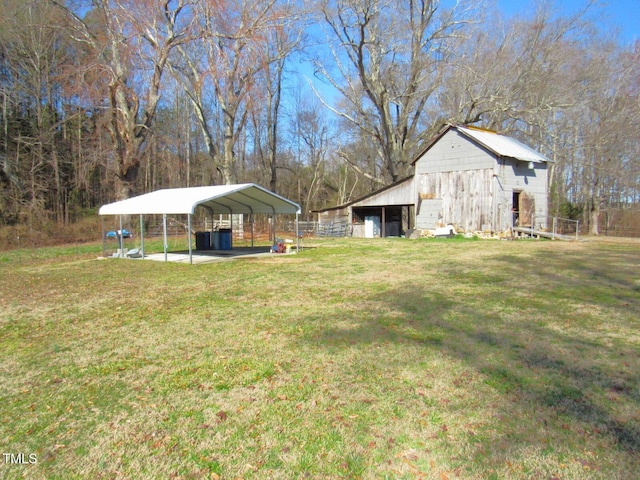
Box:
left=518, top=192, right=535, bottom=227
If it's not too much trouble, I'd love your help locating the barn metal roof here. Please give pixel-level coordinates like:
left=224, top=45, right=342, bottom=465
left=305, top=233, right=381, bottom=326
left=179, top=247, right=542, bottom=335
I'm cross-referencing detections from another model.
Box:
left=456, top=126, right=551, bottom=163
left=99, top=183, right=301, bottom=216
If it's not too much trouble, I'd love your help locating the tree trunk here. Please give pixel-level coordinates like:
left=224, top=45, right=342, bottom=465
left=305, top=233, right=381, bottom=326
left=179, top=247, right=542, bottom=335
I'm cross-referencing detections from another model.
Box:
left=221, top=118, right=237, bottom=185
left=590, top=199, right=600, bottom=235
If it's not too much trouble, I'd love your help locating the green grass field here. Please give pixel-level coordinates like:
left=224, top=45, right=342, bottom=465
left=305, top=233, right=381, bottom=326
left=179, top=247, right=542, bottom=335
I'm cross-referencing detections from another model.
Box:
left=1, top=237, right=638, bottom=479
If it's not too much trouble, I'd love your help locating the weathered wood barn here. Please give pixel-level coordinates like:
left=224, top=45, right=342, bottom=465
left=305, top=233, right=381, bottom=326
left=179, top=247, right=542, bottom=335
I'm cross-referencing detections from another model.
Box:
left=316, top=124, right=552, bottom=237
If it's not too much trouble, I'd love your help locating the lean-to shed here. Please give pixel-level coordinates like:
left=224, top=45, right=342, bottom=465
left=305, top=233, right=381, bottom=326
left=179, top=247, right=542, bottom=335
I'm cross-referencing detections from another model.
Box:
left=316, top=124, right=552, bottom=237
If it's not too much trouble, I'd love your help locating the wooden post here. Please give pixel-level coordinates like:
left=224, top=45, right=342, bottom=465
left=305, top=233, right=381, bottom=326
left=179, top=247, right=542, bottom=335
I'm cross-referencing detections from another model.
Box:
left=531, top=214, right=535, bottom=237
left=381, top=207, right=386, bottom=238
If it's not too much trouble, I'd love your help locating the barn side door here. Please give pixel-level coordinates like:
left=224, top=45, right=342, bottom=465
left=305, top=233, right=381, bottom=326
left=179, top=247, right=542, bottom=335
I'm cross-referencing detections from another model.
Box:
left=517, top=191, right=535, bottom=227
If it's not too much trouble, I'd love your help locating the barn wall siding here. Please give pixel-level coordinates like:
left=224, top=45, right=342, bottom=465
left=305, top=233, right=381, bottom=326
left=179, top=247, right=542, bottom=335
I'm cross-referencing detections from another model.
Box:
left=415, top=130, right=496, bottom=175
left=497, top=160, right=549, bottom=229
left=317, top=207, right=349, bottom=224
left=351, top=179, right=414, bottom=207
left=416, top=199, right=444, bottom=229
left=417, top=169, right=495, bottom=231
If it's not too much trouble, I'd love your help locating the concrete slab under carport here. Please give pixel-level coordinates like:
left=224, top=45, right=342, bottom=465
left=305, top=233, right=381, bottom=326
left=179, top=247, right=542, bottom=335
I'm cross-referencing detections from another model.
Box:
left=140, top=246, right=285, bottom=264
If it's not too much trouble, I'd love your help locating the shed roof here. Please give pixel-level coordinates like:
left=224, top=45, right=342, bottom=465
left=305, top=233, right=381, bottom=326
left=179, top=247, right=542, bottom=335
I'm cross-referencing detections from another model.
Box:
left=312, top=176, right=414, bottom=213
left=99, top=183, right=301, bottom=216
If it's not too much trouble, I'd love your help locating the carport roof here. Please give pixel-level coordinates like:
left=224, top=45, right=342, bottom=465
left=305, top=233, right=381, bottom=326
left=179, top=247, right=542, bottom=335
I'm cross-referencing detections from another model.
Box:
left=99, top=183, right=301, bottom=216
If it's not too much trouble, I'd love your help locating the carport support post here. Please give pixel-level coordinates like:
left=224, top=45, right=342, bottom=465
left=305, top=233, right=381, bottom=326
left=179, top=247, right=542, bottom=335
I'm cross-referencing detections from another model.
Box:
left=188, top=214, right=193, bottom=264
left=139, top=215, right=145, bottom=258
left=271, top=215, right=276, bottom=245
left=101, top=217, right=106, bottom=258
left=251, top=214, right=254, bottom=248
left=296, top=213, right=300, bottom=252
left=119, top=215, right=124, bottom=257
left=163, top=213, right=168, bottom=262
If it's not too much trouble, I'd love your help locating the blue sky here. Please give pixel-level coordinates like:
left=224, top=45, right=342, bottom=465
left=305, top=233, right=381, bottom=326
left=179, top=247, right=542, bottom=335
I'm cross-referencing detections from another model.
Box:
left=298, top=0, right=639, bottom=107
left=496, top=0, right=640, bottom=45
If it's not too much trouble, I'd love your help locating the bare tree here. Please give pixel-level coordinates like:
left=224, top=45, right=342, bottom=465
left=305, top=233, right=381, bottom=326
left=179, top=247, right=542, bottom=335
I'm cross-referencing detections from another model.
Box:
left=261, top=20, right=304, bottom=193
left=313, top=0, right=479, bottom=183
left=52, top=0, right=196, bottom=199
left=291, top=94, right=334, bottom=218
left=439, top=2, right=597, bottom=135
left=171, top=0, right=301, bottom=186
left=564, top=42, right=640, bottom=234
left=0, top=1, right=77, bottom=223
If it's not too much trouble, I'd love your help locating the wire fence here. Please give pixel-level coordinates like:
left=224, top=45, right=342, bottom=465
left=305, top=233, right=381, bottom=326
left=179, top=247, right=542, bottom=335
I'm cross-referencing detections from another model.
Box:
left=2, top=209, right=640, bottom=251
left=551, top=217, right=580, bottom=240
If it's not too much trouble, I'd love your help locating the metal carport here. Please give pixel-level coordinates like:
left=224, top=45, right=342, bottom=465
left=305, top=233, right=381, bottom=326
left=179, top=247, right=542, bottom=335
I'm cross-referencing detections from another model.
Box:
left=98, top=183, right=301, bottom=264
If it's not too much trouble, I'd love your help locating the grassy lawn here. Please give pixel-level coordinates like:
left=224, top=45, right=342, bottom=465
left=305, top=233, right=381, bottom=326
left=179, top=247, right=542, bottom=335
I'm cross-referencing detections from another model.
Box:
left=1, top=237, right=639, bottom=479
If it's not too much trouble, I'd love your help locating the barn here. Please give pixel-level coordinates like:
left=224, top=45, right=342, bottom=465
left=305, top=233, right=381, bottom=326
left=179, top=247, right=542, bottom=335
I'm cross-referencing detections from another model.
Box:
left=316, top=124, right=552, bottom=237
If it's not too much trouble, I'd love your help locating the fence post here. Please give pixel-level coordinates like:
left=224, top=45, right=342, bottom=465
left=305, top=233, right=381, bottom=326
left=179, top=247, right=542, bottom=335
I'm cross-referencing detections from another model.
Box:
left=531, top=214, right=535, bottom=237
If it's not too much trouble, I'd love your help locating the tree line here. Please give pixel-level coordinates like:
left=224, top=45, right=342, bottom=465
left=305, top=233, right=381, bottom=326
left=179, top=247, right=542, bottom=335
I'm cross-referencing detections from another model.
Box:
left=1, top=0, right=638, bottom=234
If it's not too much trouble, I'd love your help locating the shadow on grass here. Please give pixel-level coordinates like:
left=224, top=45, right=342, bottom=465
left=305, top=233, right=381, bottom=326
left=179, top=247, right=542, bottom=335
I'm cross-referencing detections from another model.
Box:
left=299, top=246, right=640, bottom=458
